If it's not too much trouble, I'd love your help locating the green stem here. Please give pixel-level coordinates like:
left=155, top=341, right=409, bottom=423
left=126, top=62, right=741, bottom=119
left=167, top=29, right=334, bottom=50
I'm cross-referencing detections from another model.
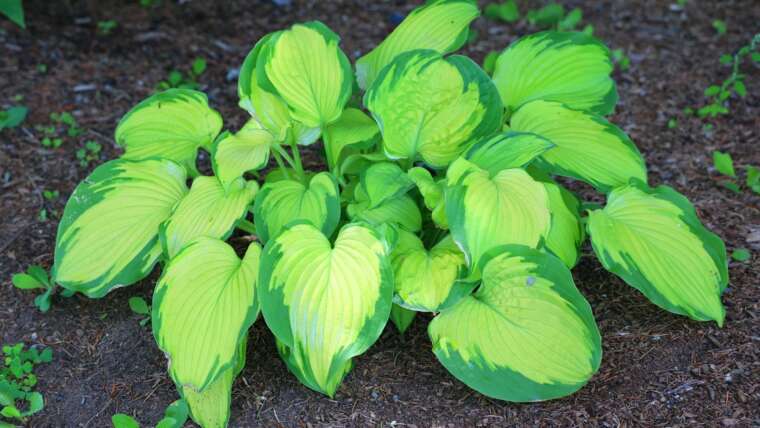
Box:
left=271, top=148, right=291, bottom=181
left=289, top=139, right=305, bottom=181
left=236, top=218, right=257, bottom=235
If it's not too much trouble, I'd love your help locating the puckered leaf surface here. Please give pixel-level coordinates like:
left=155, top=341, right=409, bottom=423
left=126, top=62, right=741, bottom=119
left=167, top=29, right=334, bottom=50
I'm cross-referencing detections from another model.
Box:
left=492, top=31, right=617, bottom=116
left=115, top=89, right=223, bottom=174
left=258, top=222, right=393, bottom=396
left=53, top=159, right=188, bottom=297
left=587, top=180, right=727, bottom=324
left=429, top=245, right=601, bottom=402
left=510, top=100, right=647, bottom=192
left=356, top=0, right=479, bottom=89
left=365, top=50, right=502, bottom=168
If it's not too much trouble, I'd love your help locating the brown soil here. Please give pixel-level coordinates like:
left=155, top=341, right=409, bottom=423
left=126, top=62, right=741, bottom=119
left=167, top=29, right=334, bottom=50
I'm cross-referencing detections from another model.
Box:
left=1, top=0, right=759, bottom=426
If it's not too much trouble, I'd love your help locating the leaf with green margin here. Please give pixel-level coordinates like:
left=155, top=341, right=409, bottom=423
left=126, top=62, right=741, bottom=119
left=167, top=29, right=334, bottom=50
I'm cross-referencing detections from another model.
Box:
left=257, top=22, right=352, bottom=127
left=53, top=159, right=188, bottom=298
left=365, top=50, right=503, bottom=168
left=445, top=158, right=550, bottom=273
left=391, top=229, right=470, bottom=312
left=355, top=0, right=479, bottom=89
left=348, top=194, right=422, bottom=233
left=115, top=89, right=223, bottom=174
left=154, top=238, right=260, bottom=394
left=160, top=176, right=257, bottom=258
left=180, top=367, right=233, bottom=428
left=253, top=172, right=340, bottom=243
left=429, top=245, right=602, bottom=402
left=493, top=31, right=617, bottom=116
left=0, top=0, right=24, bottom=28
left=587, top=180, right=728, bottom=325
left=239, top=35, right=321, bottom=145
left=211, top=119, right=274, bottom=190
left=355, top=162, right=414, bottom=209
left=258, top=222, right=394, bottom=396
left=390, top=304, right=416, bottom=334
left=323, top=108, right=379, bottom=170
left=464, top=131, right=554, bottom=175
left=178, top=336, right=247, bottom=428
left=510, top=100, right=647, bottom=193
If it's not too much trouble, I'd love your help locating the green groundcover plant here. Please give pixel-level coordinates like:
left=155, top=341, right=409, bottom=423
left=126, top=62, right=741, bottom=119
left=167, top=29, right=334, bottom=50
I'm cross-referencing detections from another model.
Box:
left=46, top=1, right=728, bottom=426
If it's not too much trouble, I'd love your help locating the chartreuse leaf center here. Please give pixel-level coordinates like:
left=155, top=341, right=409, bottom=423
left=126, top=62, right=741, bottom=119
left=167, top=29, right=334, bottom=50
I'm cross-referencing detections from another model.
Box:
left=115, top=89, right=223, bottom=175
left=587, top=180, right=727, bottom=325
left=53, top=159, right=188, bottom=298
left=429, top=245, right=601, bottom=402
left=258, top=222, right=393, bottom=397
left=365, top=50, right=502, bottom=168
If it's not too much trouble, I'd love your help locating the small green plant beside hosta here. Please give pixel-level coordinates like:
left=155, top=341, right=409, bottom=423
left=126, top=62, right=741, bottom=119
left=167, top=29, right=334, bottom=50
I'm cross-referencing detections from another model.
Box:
left=0, top=344, right=52, bottom=423
left=46, top=1, right=728, bottom=426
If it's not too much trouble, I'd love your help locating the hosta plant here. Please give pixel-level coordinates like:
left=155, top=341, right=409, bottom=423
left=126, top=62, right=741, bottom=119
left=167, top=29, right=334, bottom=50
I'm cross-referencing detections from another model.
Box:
left=49, top=1, right=727, bottom=426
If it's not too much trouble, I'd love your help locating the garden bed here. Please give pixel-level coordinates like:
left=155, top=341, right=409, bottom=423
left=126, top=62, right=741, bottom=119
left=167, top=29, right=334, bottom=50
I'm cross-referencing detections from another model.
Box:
left=1, top=0, right=758, bottom=426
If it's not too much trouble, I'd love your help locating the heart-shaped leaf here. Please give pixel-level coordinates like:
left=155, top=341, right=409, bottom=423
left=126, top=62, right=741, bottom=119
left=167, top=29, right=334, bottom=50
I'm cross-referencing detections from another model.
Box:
left=445, top=158, right=550, bottom=273
left=258, top=222, right=393, bottom=396
left=253, top=172, right=340, bottom=243
left=429, top=245, right=601, bottom=402
left=391, top=230, right=469, bottom=312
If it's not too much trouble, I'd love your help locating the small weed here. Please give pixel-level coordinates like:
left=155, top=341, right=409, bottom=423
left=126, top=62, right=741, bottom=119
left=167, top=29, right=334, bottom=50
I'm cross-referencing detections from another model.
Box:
left=711, top=151, right=759, bottom=195
left=697, top=33, right=759, bottom=119
left=157, top=57, right=207, bottom=91
left=731, top=248, right=751, bottom=262
left=0, top=343, right=52, bottom=423
left=112, top=399, right=188, bottom=428
left=667, top=118, right=678, bottom=129
left=611, top=48, right=631, bottom=71
left=11, top=265, right=56, bottom=312
left=484, top=1, right=519, bottom=23
left=128, top=297, right=151, bottom=326
left=0, top=106, right=27, bottom=131
left=97, top=20, right=118, bottom=36
left=712, top=19, right=727, bottom=37
left=36, top=64, right=47, bottom=74
left=42, top=190, right=59, bottom=201
left=36, top=112, right=84, bottom=149
left=76, top=140, right=102, bottom=167
left=139, top=0, right=161, bottom=7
